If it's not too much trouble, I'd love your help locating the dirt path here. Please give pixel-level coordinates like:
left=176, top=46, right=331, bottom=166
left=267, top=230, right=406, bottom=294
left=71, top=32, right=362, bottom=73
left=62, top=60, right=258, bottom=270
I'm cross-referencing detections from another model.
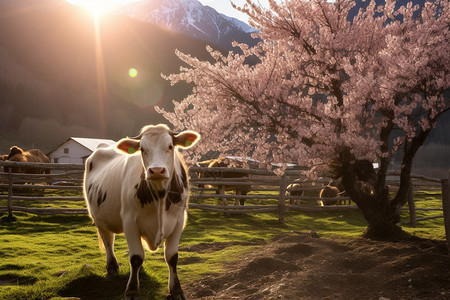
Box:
left=184, top=231, right=450, bottom=300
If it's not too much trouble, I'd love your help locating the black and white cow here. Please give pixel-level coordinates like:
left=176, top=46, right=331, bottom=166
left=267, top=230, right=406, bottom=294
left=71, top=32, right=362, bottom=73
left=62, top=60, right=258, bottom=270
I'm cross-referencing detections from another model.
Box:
left=83, top=124, right=200, bottom=300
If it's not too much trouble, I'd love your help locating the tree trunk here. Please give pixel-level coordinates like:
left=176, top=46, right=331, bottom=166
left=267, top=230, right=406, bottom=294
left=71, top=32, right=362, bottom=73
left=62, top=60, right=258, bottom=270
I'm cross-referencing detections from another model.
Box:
left=357, top=192, right=403, bottom=239
left=339, top=149, right=404, bottom=239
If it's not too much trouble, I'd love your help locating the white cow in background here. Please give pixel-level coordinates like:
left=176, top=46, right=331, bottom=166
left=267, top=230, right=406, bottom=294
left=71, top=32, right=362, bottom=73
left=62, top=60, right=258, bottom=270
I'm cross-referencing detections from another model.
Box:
left=83, top=124, right=200, bottom=300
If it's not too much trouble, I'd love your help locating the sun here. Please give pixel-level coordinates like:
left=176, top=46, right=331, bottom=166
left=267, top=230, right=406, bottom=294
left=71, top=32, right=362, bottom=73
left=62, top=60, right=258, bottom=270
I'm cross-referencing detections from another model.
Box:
left=66, top=0, right=140, bottom=18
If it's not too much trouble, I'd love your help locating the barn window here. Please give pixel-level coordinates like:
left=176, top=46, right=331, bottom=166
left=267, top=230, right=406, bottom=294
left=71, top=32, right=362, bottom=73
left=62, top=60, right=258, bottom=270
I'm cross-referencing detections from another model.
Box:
left=64, top=148, right=69, bottom=154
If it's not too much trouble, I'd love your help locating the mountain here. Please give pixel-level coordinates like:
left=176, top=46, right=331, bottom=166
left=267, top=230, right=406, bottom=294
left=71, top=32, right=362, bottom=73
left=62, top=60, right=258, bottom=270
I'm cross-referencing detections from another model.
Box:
left=0, top=1, right=215, bottom=153
left=116, top=0, right=259, bottom=51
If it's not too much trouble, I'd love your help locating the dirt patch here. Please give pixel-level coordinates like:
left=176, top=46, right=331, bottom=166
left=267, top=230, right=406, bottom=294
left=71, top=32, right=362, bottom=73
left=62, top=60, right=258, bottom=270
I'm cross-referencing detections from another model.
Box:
left=184, top=231, right=450, bottom=300
left=181, top=240, right=264, bottom=254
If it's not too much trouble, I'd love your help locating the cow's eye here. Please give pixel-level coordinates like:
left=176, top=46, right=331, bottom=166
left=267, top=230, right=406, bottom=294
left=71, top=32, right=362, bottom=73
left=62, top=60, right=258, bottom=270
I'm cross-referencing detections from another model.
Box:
left=168, top=145, right=173, bottom=151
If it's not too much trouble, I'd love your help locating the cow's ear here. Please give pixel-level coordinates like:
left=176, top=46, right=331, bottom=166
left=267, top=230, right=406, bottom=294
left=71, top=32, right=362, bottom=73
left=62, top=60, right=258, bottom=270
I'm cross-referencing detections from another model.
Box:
left=116, top=138, right=140, bottom=154
left=173, top=131, right=200, bottom=149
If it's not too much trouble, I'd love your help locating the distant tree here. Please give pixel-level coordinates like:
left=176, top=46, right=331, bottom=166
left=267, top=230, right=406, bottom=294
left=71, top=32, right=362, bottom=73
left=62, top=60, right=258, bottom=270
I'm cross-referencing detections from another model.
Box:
left=157, top=0, right=450, bottom=238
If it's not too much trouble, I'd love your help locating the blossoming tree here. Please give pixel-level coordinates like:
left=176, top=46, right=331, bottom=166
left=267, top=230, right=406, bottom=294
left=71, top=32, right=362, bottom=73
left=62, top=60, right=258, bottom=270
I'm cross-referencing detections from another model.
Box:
left=157, top=0, right=450, bottom=238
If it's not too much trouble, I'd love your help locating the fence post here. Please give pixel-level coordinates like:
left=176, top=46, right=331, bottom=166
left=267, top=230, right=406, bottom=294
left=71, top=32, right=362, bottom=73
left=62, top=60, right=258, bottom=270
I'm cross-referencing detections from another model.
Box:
left=441, top=177, right=450, bottom=260
left=278, top=174, right=287, bottom=224
left=7, top=168, right=13, bottom=222
left=408, top=177, right=416, bottom=227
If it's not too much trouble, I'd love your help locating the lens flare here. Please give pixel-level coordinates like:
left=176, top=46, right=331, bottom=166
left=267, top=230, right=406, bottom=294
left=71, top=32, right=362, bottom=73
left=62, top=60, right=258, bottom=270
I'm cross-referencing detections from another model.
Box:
left=94, top=13, right=107, bottom=136
left=129, top=68, right=138, bottom=78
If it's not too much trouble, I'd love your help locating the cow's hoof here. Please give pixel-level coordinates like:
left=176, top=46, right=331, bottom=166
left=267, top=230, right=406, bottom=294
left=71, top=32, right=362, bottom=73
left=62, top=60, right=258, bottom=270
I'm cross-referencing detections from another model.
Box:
left=125, top=290, right=140, bottom=300
left=167, top=292, right=186, bottom=300
left=106, top=266, right=119, bottom=276
left=125, top=293, right=140, bottom=300
left=106, top=260, right=119, bottom=276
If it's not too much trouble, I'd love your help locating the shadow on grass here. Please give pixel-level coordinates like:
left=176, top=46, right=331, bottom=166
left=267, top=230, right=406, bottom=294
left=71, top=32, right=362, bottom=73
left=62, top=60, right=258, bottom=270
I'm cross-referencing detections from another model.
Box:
left=0, top=213, right=92, bottom=235
left=58, top=271, right=161, bottom=300
left=0, top=273, right=37, bottom=286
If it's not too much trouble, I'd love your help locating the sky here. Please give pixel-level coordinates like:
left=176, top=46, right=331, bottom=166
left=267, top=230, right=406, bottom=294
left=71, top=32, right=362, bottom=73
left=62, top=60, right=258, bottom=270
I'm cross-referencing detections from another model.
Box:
left=198, top=0, right=271, bottom=24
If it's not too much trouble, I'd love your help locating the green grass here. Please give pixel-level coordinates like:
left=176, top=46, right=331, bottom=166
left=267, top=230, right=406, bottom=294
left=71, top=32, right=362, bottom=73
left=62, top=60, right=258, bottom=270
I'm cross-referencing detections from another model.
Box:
left=0, top=189, right=446, bottom=299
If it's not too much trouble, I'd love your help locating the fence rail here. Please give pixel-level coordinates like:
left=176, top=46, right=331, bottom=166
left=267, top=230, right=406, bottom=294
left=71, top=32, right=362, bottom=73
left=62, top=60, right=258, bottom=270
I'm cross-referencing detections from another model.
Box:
left=0, top=161, right=447, bottom=226
left=0, top=161, right=86, bottom=218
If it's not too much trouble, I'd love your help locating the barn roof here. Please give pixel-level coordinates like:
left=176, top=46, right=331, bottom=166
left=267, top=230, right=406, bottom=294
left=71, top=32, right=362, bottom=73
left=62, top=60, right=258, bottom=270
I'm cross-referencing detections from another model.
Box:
left=47, top=137, right=116, bottom=156
left=70, top=137, right=116, bottom=152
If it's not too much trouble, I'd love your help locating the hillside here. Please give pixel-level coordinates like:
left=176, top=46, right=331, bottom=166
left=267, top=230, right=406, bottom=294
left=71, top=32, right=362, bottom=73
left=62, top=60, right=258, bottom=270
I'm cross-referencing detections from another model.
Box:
left=0, top=1, right=213, bottom=152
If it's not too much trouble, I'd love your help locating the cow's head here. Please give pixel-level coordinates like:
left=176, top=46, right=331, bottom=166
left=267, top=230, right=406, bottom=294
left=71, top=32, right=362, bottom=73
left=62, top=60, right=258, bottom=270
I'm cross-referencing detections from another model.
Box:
left=116, top=124, right=200, bottom=189
left=8, top=146, right=23, bottom=160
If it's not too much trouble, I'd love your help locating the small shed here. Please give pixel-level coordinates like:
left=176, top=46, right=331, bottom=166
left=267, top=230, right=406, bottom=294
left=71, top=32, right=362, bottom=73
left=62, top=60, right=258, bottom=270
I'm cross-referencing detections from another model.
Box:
left=47, top=137, right=116, bottom=164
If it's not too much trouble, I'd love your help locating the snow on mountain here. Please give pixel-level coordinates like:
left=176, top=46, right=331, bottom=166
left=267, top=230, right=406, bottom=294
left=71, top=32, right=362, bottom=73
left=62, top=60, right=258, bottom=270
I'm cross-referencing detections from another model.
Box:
left=116, top=0, right=258, bottom=50
left=221, top=13, right=256, bottom=34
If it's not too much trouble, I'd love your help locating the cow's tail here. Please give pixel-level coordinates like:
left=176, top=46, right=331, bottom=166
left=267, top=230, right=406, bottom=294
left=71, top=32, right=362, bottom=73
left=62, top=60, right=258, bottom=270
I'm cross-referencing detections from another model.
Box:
left=97, top=229, right=106, bottom=252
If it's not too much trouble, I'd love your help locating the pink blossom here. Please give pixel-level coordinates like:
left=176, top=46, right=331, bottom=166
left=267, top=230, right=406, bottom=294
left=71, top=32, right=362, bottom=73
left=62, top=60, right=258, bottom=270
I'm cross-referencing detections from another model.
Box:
left=157, top=0, right=449, bottom=176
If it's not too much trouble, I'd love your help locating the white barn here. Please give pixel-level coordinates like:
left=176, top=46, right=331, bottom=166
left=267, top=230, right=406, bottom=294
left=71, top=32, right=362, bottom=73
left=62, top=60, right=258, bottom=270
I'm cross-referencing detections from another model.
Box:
left=48, top=137, right=116, bottom=164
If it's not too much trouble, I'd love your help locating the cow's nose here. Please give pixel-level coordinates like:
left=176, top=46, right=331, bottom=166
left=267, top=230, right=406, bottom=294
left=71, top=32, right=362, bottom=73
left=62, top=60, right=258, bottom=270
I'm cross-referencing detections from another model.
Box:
left=149, top=167, right=166, bottom=179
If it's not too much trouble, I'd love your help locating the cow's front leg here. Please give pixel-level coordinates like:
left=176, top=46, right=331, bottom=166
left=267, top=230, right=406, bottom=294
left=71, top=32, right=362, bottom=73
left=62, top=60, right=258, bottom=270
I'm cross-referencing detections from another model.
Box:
left=124, top=223, right=145, bottom=300
left=164, top=220, right=185, bottom=300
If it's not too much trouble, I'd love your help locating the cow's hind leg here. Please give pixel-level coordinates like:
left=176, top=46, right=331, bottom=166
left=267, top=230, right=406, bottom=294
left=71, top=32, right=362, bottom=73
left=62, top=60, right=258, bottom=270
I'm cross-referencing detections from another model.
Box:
left=239, top=190, right=247, bottom=206
left=97, top=228, right=119, bottom=275
left=164, top=220, right=186, bottom=300
left=234, top=190, right=240, bottom=206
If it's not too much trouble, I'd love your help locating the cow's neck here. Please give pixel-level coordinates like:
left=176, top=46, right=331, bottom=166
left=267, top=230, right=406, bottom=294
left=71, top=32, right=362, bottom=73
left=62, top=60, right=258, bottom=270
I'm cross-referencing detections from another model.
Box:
left=136, top=171, right=169, bottom=207
left=136, top=167, right=187, bottom=208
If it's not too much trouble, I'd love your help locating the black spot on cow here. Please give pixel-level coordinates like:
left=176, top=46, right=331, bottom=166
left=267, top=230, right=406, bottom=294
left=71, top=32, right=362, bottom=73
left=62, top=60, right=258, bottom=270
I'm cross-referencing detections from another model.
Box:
left=136, top=165, right=187, bottom=209
left=136, top=178, right=161, bottom=207
left=98, top=191, right=107, bottom=207
left=87, top=183, right=95, bottom=205
left=168, top=252, right=182, bottom=292
left=135, top=170, right=171, bottom=207
left=158, top=189, right=167, bottom=199
left=88, top=161, right=93, bottom=172
left=180, top=165, right=188, bottom=189
left=167, top=169, right=186, bottom=210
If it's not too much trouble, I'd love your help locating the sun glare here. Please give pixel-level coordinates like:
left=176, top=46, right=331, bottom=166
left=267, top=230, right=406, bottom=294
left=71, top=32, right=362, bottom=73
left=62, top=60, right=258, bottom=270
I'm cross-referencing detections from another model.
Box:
left=67, top=0, right=111, bottom=17
left=64, top=0, right=142, bottom=135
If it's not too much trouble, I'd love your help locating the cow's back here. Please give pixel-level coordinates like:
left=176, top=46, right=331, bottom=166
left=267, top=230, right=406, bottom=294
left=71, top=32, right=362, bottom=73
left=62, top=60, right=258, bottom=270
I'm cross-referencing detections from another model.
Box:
left=26, top=149, right=50, bottom=163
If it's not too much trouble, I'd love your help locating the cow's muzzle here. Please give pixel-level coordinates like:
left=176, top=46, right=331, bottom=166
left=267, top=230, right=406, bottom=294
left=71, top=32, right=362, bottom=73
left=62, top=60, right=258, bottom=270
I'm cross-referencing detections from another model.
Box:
left=148, top=167, right=168, bottom=180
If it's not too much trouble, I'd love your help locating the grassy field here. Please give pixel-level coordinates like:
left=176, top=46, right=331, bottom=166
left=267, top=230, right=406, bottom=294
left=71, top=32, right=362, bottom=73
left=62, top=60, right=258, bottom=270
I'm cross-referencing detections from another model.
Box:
left=0, top=189, right=446, bottom=300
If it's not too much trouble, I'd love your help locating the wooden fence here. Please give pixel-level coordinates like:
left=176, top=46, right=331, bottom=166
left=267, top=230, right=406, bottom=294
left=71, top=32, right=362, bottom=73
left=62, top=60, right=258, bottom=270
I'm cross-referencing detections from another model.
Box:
left=387, top=171, right=446, bottom=227
left=188, top=166, right=357, bottom=224
left=0, top=161, right=85, bottom=219
left=0, top=161, right=448, bottom=227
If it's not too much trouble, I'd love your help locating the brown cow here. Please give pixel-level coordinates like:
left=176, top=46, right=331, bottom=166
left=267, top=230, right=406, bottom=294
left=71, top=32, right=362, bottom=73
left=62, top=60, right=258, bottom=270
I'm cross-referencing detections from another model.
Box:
left=328, top=179, right=350, bottom=205
left=319, top=185, right=340, bottom=206
left=197, top=157, right=251, bottom=206
left=286, top=180, right=304, bottom=205
left=3, top=146, right=50, bottom=174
